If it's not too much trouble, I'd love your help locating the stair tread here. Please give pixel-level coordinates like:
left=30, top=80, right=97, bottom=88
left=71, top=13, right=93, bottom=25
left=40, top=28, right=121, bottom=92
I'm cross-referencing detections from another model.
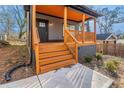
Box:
left=40, top=54, right=73, bottom=66
left=39, top=43, right=67, bottom=53
left=39, top=47, right=67, bottom=53
left=39, top=42, right=64, bottom=46
left=37, top=43, right=76, bottom=74
left=40, top=59, right=76, bottom=73
left=39, top=44, right=66, bottom=48
left=39, top=50, right=70, bottom=59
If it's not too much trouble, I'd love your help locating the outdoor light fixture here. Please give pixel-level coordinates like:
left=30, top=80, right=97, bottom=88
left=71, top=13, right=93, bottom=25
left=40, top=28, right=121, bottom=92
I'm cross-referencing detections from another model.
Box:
left=49, top=22, right=53, bottom=26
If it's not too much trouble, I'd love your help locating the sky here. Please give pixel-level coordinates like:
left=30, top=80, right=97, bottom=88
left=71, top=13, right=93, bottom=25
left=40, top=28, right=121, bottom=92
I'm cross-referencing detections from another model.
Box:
left=92, top=5, right=124, bottom=34
left=0, top=6, right=24, bottom=35
left=0, top=5, right=124, bottom=35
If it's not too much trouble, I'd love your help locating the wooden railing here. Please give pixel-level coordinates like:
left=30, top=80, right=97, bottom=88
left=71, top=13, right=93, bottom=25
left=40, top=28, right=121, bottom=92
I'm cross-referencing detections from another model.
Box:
left=69, top=30, right=95, bottom=43
left=85, top=32, right=95, bottom=42
left=64, top=30, right=78, bottom=63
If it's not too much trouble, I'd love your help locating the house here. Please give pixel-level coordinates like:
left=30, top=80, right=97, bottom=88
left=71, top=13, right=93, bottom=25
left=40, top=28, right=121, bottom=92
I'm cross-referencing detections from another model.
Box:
left=116, top=34, right=124, bottom=44
left=20, top=32, right=27, bottom=42
left=96, top=33, right=117, bottom=54
left=97, top=33, right=117, bottom=44
left=24, top=5, right=102, bottom=74
left=0, top=33, right=7, bottom=41
left=117, top=34, right=124, bottom=39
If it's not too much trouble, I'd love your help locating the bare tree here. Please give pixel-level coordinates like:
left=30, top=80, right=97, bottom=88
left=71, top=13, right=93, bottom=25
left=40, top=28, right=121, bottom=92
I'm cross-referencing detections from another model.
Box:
left=96, top=7, right=124, bottom=33
left=0, top=6, right=15, bottom=38
left=12, top=6, right=26, bottom=39
left=0, top=5, right=26, bottom=39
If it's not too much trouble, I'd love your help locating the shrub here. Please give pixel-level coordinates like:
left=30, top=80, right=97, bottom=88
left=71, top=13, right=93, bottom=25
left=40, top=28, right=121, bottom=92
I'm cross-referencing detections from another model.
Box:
left=96, top=53, right=103, bottom=61
left=112, top=59, right=119, bottom=67
left=104, top=59, right=119, bottom=73
left=84, top=56, right=93, bottom=63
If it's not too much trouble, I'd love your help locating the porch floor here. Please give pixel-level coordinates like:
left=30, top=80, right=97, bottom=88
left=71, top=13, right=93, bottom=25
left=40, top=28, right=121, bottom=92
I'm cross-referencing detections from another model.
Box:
left=0, top=63, right=113, bottom=88
left=39, top=41, right=96, bottom=47
left=39, top=42, right=64, bottom=45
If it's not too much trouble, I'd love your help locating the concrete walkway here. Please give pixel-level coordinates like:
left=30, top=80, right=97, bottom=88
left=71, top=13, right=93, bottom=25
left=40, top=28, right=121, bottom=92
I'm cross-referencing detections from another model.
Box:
left=0, top=63, right=113, bottom=88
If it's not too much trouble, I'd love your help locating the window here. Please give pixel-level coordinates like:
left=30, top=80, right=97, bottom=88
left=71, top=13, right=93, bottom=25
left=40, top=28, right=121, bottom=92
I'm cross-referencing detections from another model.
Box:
left=68, top=25, right=75, bottom=30
left=85, top=20, right=94, bottom=32
left=79, top=19, right=94, bottom=32
left=63, top=24, right=76, bottom=36
left=39, top=22, right=46, bottom=27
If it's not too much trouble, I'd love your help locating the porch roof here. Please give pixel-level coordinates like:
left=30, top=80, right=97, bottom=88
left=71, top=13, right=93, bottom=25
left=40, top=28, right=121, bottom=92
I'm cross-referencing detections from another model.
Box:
left=36, top=5, right=101, bottom=22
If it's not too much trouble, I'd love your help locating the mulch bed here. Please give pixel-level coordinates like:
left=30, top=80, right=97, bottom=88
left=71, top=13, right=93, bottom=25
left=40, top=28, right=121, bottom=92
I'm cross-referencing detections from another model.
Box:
left=79, top=55, right=124, bottom=88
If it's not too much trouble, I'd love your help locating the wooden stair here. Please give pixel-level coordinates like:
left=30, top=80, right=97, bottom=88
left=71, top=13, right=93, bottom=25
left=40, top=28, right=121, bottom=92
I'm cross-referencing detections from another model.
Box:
left=38, top=43, right=76, bottom=73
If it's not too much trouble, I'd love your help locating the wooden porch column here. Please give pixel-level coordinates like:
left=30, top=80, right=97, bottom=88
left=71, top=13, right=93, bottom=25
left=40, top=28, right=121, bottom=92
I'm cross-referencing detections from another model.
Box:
left=64, top=6, right=67, bottom=44
left=94, top=18, right=96, bottom=43
left=32, top=5, right=40, bottom=74
left=32, top=5, right=36, bottom=47
left=82, top=14, right=85, bottom=43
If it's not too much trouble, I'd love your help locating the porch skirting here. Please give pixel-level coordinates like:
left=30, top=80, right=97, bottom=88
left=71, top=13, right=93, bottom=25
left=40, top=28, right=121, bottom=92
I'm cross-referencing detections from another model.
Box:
left=78, top=45, right=96, bottom=63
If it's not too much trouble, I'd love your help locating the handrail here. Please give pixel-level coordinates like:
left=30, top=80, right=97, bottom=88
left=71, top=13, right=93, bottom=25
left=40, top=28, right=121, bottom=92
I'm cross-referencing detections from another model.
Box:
left=36, top=28, right=40, bottom=43
left=85, top=32, right=94, bottom=33
left=34, top=28, right=40, bottom=44
left=69, top=30, right=95, bottom=43
left=69, top=30, right=80, bottom=40
left=64, top=30, right=78, bottom=63
left=65, top=30, right=79, bottom=44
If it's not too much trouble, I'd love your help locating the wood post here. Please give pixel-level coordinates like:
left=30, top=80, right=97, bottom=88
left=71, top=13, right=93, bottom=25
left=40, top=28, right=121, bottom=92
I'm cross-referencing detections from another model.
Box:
left=35, top=45, right=40, bottom=75
left=106, top=41, right=108, bottom=54
left=94, top=18, right=96, bottom=43
left=32, top=5, right=36, bottom=48
left=64, top=6, right=67, bottom=44
left=82, top=14, right=85, bottom=43
left=32, top=5, right=40, bottom=74
left=75, top=43, right=78, bottom=63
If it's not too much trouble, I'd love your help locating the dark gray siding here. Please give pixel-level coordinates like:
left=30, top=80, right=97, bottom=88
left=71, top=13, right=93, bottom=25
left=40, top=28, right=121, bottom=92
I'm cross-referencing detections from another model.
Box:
left=78, top=45, right=96, bottom=63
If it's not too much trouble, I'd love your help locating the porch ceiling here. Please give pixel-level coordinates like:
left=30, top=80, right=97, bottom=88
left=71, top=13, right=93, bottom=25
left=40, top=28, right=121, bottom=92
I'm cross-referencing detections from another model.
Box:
left=36, top=5, right=90, bottom=22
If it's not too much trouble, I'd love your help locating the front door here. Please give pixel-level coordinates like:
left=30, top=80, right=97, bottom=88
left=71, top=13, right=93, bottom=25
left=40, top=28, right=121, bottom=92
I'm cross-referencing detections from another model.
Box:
left=36, top=19, right=48, bottom=43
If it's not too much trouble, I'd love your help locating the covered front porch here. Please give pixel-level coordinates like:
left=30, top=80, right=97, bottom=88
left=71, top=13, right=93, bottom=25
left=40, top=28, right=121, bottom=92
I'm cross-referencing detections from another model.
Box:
left=34, top=5, right=97, bottom=44
left=30, top=5, right=101, bottom=74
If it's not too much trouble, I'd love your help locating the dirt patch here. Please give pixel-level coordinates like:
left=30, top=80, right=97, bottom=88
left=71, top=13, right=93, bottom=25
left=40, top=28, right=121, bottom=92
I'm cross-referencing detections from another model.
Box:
left=79, top=55, right=124, bottom=88
left=1, top=66, right=35, bottom=84
left=0, top=45, right=35, bottom=84
left=0, top=40, right=10, bottom=48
